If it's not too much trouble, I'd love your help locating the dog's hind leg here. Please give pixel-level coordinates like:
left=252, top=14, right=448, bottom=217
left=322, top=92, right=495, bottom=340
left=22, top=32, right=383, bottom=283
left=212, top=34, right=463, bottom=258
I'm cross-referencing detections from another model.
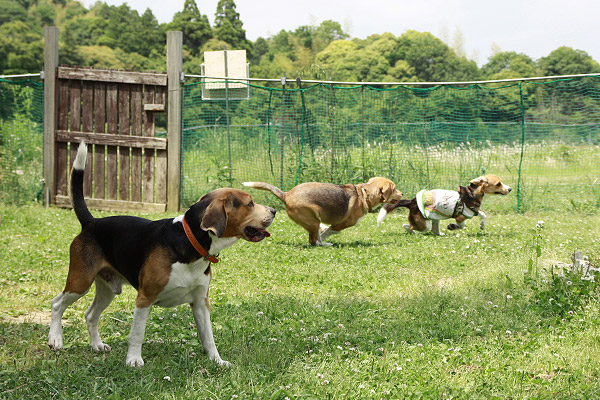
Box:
left=85, top=277, right=118, bottom=352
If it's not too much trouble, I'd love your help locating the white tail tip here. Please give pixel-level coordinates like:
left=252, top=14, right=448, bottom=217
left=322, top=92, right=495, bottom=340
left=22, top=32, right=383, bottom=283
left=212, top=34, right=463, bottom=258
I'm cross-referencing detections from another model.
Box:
left=242, top=182, right=254, bottom=187
left=73, top=141, right=88, bottom=171
left=376, top=208, right=388, bottom=225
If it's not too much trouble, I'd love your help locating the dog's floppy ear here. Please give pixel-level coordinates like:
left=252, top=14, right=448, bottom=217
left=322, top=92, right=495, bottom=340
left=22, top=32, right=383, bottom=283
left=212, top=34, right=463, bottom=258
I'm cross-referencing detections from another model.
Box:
left=200, top=196, right=230, bottom=237
left=470, top=176, right=489, bottom=188
left=380, top=181, right=395, bottom=201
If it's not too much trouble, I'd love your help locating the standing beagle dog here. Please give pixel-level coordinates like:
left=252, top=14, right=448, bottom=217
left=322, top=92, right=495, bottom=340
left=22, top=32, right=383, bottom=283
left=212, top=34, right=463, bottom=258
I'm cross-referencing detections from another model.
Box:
left=243, top=177, right=402, bottom=245
left=377, top=174, right=511, bottom=235
left=48, top=142, right=276, bottom=367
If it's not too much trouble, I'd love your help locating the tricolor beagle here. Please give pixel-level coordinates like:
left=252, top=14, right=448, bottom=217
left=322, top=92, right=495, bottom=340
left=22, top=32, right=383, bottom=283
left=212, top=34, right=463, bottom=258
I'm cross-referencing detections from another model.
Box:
left=377, top=174, right=511, bottom=235
left=48, top=142, right=276, bottom=367
left=243, top=177, right=402, bottom=245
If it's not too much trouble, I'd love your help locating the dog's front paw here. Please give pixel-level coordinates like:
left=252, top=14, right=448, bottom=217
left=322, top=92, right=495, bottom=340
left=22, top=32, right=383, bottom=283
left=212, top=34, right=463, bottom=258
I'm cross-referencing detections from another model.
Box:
left=126, top=355, right=145, bottom=367
left=215, top=358, right=231, bottom=367
left=48, top=334, right=63, bottom=350
left=91, top=342, right=111, bottom=352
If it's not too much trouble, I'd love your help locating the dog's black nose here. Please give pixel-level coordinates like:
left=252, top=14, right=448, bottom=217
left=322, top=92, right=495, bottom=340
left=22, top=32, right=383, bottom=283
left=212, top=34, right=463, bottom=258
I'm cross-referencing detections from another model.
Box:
left=508, top=187, right=512, bottom=193
left=269, top=207, right=276, bottom=216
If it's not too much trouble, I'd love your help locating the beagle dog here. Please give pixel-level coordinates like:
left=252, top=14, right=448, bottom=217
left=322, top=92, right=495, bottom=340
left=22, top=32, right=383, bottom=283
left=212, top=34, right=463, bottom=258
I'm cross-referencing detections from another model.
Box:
left=48, top=142, right=276, bottom=367
left=377, top=174, right=511, bottom=235
left=243, top=177, right=402, bottom=246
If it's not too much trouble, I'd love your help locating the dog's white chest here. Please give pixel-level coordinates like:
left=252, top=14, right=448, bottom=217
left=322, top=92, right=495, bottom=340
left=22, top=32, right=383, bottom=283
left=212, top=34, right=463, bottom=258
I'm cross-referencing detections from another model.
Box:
left=154, top=260, right=211, bottom=308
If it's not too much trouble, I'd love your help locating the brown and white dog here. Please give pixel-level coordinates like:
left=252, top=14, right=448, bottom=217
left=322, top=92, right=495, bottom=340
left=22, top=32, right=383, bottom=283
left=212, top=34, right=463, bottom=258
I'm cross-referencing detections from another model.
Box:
left=48, top=142, right=276, bottom=367
left=243, top=177, right=402, bottom=246
left=377, top=174, right=511, bottom=235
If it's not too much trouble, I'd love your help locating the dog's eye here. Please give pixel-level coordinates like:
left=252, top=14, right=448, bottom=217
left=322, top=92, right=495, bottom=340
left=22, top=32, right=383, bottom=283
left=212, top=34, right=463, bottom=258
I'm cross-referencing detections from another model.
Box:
left=496, top=182, right=501, bottom=186
left=248, top=201, right=254, bottom=207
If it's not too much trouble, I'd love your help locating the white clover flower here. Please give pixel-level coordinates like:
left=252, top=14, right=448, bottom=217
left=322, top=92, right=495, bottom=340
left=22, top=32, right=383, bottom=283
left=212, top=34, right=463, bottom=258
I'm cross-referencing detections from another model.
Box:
left=163, top=376, right=171, bottom=382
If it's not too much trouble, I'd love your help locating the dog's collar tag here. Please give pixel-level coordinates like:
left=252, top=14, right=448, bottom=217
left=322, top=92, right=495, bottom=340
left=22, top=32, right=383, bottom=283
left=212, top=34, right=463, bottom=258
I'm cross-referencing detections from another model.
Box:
left=181, top=216, right=219, bottom=263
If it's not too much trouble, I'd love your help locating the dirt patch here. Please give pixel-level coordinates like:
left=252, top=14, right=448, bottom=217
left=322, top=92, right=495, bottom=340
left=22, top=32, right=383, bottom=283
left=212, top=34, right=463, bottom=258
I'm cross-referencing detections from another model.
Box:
left=4, top=310, right=53, bottom=325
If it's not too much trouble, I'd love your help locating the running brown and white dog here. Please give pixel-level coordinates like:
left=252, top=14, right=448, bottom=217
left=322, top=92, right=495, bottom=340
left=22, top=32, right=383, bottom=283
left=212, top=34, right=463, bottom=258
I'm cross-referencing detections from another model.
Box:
left=377, top=175, right=511, bottom=235
left=48, top=142, right=276, bottom=367
left=243, top=177, right=402, bottom=245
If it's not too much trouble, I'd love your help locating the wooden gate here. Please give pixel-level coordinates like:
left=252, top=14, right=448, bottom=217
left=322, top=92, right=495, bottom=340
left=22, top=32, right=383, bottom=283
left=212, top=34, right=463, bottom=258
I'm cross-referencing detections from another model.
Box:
left=53, top=66, right=168, bottom=213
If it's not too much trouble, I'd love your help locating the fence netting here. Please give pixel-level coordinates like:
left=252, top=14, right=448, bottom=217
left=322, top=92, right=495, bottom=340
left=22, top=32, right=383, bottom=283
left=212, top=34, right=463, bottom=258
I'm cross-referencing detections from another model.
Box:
left=0, top=78, right=44, bottom=204
left=182, top=75, right=600, bottom=213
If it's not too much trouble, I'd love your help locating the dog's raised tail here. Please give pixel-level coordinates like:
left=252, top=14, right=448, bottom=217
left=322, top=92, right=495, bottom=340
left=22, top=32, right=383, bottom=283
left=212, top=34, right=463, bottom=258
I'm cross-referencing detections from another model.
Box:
left=377, top=199, right=411, bottom=225
left=71, top=141, right=94, bottom=227
left=242, top=181, right=286, bottom=203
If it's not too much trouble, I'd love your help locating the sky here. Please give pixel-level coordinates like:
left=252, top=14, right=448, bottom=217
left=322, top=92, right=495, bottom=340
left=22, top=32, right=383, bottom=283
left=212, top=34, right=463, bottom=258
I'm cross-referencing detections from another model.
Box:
left=89, top=0, right=600, bottom=67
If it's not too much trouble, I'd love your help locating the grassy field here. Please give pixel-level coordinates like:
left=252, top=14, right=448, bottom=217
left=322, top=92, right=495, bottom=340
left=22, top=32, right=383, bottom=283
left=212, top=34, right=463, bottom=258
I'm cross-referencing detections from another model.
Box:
left=1, top=202, right=600, bottom=399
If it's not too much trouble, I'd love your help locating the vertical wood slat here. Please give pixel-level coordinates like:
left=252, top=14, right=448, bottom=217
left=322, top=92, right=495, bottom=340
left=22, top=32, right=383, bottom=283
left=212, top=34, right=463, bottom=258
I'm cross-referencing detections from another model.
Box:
left=106, top=83, right=118, bottom=200
left=130, top=85, right=143, bottom=202
left=69, top=80, right=82, bottom=187
left=143, top=86, right=156, bottom=202
left=118, top=84, right=131, bottom=201
left=81, top=81, right=94, bottom=197
left=156, top=150, right=167, bottom=204
left=156, top=65, right=168, bottom=201
left=93, top=82, right=106, bottom=199
left=56, top=79, right=69, bottom=197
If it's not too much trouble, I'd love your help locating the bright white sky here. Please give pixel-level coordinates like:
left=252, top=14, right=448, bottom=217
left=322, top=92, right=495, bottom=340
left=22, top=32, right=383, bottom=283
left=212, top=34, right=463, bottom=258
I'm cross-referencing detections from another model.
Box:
left=89, top=0, right=599, bottom=66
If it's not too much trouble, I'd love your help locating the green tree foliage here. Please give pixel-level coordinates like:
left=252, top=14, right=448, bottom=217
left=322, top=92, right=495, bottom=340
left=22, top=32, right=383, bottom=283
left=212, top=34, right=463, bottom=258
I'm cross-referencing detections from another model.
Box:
left=481, top=51, right=537, bottom=79
left=168, top=0, right=212, bottom=58
left=538, top=46, right=600, bottom=76
left=1, top=0, right=599, bottom=85
left=213, top=0, right=249, bottom=51
left=0, top=0, right=28, bottom=25
left=0, top=21, right=44, bottom=74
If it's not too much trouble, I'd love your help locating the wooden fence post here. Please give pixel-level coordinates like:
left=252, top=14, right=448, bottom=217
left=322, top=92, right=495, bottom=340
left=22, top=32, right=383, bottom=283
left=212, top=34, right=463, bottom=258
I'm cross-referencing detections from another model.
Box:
left=43, top=26, right=58, bottom=207
left=167, top=31, right=183, bottom=211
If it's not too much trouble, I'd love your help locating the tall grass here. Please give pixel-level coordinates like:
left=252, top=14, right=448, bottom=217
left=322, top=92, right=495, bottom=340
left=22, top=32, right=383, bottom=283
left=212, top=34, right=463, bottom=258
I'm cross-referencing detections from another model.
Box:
left=182, top=138, right=600, bottom=213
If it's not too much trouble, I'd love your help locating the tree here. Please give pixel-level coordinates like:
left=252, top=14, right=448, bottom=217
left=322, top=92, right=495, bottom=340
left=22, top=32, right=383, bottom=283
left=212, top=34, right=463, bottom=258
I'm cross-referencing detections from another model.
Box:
left=168, top=0, right=212, bottom=57
left=0, top=21, right=44, bottom=74
left=395, top=30, right=478, bottom=82
left=214, top=0, right=249, bottom=50
left=481, top=51, right=537, bottom=79
left=0, top=0, right=27, bottom=25
left=538, top=46, right=600, bottom=76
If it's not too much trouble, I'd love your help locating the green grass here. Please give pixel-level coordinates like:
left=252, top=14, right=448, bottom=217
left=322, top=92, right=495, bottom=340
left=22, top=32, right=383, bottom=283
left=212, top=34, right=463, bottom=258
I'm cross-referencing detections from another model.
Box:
left=1, top=203, right=600, bottom=399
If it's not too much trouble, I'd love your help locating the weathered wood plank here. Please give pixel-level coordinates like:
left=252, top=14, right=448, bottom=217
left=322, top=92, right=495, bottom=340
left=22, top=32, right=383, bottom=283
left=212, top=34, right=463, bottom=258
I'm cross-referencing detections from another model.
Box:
left=81, top=81, right=93, bottom=197
left=106, top=83, right=118, bottom=200
left=56, top=79, right=69, bottom=197
left=58, top=67, right=167, bottom=86
left=156, top=149, right=167, bottom=204
left=55, top=195, right=166, bottom=213
left=93, top=82, right=106, bottom=199
left=143, top=86, right=156, bottom=203
left=143, top=148, right=155, bottom=203
left=70, top=80, right=81, bottom=132
left=56, top=130, right=167, bottom=149
left=143, top=104, right=165, bottom=111
left=131, top=85, right=143, bottom=202
left=118, top=84, right=130, bottom=201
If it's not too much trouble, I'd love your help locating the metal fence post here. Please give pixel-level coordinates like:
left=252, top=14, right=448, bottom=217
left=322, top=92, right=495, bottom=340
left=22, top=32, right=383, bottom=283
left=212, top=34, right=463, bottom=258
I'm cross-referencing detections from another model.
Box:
left=43, top=26, right=58, bottom=208
left=167, top=31, right=182, bottom=211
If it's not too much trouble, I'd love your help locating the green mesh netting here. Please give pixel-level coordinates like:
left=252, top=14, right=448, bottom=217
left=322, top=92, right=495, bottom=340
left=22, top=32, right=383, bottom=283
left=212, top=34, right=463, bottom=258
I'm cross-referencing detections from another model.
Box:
left=0, top=78, right=44, bottom=204
left=182, top=76, right=600, bottom=213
